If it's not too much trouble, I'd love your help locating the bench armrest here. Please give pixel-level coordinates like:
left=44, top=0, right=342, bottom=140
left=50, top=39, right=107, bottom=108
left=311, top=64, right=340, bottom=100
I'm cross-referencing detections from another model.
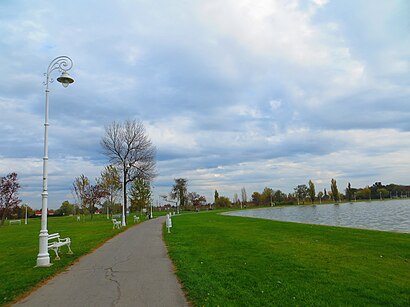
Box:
left=58, top=237, right=71, bottom=243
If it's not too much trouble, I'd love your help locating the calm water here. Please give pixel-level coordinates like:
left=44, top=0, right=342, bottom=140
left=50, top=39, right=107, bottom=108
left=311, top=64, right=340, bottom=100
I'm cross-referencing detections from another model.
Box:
left=227, top=199, right=410, bottom=233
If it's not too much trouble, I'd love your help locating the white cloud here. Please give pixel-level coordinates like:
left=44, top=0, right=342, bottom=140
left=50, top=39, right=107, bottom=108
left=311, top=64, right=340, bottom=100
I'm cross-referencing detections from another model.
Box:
left=312, top=0, right=328, bottom=7
left=269, top=99, right=282, bottom=109
left=228, top=104, right=264, bottom=118
left=146, top=118, right=199, bottom=152
left=152, top=127, right=410, bottom=202
left=0, top=156, right=103, bottom=208
left=0, top=0, right=409, bottom=207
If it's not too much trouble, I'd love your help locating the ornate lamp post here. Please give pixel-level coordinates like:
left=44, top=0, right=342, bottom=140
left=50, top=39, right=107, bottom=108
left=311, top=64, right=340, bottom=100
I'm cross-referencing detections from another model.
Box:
left=36, top=56, right=74, bottom=267
left=122, top=176, right=126, bottom=227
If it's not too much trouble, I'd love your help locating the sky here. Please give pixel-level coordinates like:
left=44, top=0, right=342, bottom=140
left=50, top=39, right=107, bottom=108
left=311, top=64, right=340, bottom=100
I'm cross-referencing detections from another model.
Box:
left=0, top=0, right=409, bottom=209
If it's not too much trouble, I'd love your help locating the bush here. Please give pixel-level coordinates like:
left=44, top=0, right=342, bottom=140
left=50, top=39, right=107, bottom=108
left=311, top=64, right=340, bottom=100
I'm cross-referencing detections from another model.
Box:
left=214, top=196, right=231, bottom=208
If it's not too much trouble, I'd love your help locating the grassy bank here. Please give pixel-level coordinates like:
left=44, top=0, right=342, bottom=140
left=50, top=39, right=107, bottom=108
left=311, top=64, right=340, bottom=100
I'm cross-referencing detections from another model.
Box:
left=0, top=213, right=152, bottom=306
left=164, top=211, right=410, bottom=306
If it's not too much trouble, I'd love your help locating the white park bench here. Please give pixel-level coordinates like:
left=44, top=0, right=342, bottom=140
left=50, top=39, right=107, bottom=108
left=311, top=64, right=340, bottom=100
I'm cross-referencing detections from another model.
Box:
left=112, top=219, right=121, bottom=229
left=48, top=233, right=73, bottom=260
left=9, top=220, right=21, bottom=225
left=133, top=215, right=140, bottom=223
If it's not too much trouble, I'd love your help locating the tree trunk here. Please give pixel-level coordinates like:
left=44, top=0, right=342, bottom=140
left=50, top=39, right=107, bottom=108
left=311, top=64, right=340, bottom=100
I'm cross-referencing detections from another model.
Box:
left=0, top=208, right=8, bottom=226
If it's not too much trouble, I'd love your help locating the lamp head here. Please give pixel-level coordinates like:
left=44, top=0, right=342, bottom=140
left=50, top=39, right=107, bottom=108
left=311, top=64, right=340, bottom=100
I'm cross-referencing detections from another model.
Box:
left=57, top=71, right=75, bottom=88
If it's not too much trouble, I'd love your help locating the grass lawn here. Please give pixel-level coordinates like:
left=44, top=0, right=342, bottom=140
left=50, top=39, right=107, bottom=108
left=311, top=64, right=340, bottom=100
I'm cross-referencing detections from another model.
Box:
left=164, top=210, right=410, bottom=306
left=0, top=212, right=157, bottom=306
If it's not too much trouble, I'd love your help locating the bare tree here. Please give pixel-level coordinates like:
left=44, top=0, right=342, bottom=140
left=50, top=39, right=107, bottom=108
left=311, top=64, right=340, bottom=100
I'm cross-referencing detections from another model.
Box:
left=241, top=187, right=247, bottom=208
left=101, top=120, right=156, bottom=224
left=0, top=173, right=22, bottom=225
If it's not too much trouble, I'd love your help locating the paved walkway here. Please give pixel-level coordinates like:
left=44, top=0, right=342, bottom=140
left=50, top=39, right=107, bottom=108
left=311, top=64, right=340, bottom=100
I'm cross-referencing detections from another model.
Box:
left=15, top=216, right=189, bottom=307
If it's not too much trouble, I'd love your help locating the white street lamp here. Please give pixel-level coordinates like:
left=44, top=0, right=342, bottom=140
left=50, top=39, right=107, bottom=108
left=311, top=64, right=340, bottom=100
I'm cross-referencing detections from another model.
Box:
left=25, top=204, right=28, bottom=225
left=121, top=177, right=126, bottom=227
left=36, top=56, right=74, bottom=267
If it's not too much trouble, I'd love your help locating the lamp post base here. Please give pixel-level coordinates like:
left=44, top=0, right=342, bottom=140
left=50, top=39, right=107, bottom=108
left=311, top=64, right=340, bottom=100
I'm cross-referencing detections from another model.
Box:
left=36, top=231, right=51, bottom=267
left=36, top=255, right=52, bottom=267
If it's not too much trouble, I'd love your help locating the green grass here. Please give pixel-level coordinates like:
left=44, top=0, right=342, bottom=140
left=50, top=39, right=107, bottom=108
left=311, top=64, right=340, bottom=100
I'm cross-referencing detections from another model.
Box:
left=164, top=211, right=410, bottom=306
left=0, top=213, right=156, bottom=306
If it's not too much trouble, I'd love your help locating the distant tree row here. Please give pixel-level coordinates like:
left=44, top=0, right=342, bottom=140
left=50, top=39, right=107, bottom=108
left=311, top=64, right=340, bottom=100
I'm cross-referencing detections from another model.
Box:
left=239, top=180, right=410, bottom=207
left=164, top=178, right=410, bottom=211
left=345, top=182, right=410, bottom=201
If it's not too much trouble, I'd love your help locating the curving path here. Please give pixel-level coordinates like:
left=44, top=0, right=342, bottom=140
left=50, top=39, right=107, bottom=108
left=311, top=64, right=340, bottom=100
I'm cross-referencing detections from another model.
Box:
left=14, top=216, right=188, bottom=307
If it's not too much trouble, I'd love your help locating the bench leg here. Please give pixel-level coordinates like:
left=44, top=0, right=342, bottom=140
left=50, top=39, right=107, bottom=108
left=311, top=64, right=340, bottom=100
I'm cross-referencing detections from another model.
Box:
left=66, top=243, right=74, bottom=255
left=52, top=248, right=60, bottom=260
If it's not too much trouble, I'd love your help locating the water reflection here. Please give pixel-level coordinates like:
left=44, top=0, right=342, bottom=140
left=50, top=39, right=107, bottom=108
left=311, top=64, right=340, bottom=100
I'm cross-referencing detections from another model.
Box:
left=227, top=199, right=410, bottom=233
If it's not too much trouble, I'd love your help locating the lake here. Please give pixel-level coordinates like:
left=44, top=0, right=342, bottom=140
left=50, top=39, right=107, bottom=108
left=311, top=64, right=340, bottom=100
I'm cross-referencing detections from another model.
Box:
left=226, top=199, right=410, bottom=233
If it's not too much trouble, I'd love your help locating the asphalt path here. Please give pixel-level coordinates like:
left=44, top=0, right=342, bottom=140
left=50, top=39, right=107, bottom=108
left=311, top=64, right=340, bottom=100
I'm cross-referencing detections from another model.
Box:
left=14, top=216, right=189, bottom=307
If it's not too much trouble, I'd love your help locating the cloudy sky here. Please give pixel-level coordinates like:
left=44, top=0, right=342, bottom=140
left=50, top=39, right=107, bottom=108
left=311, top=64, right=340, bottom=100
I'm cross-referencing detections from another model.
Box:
left=0, top=0, right=409, bottom=209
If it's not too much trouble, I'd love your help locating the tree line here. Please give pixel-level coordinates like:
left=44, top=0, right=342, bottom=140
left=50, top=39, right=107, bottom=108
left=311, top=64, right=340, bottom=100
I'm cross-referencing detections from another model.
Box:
left=163, top=178, right=410, bottom=210
left=249, top=180, right=410, bottom=207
